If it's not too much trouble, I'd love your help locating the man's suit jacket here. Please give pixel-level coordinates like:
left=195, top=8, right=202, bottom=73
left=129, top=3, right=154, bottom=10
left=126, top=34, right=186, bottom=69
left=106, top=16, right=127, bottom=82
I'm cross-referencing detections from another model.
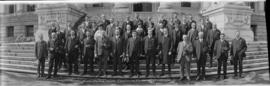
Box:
left=176, top=41, right=193, bottom=62
left=48, top=39, right=57, bottom=58
left=193, top=39, right=209, bottom=60
left=83, top=37, right=95, bottom=56
left=171, top=29, right=183, bottom=52
left=35, top=41, right=48, bottom=59
left=205, top=21, right=213, bottom=31
left=111, top=36, right=125, bottom=56
left=230, top=37, right=247, bottom=58
left=126, top=37, right=143, bottom=57
left=65, top=37, right=80, bottom=54
left=144, top=36, right=158, bottom=54
left=160, top=36, right=173, bottom=64
left=213, top=39, right=230, bottom=59
left=208, top=29, right=221, bottom=49
left=106, top=24, right=116, bottom=37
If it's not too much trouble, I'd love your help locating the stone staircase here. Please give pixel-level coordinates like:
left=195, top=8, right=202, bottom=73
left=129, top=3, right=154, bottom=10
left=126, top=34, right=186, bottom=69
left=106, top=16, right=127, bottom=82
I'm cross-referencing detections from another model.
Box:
left=0, top=41, right=269, bottom=79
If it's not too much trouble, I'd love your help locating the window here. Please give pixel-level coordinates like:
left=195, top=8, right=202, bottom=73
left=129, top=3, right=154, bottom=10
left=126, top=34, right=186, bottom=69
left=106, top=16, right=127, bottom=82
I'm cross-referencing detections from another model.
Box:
left=26, top=4, right=35, bottom=12
left=8, top=5, right=16, bottom=14
left=6, top=26, right=14, bottom=37
left=133, top=3, right=152, bottom=12
left=93, top=3, right=104, bottom=7
left=25, top=25, right=34, bottom=37
left=181, top=2, right=191, bottom=7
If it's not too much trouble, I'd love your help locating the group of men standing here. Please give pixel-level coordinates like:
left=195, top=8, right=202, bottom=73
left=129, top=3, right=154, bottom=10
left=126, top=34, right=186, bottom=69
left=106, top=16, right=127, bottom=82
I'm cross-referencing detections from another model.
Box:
left=34, top=13, right=247, bottom=80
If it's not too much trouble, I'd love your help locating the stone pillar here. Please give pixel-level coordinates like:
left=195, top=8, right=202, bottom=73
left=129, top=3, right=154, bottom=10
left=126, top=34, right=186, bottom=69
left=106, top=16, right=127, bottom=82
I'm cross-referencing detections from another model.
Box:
left=158, top=2, right=176, bottom=13
left=16, top=4, right=24, bottom=13
left=202, top=2, right=254, bottom=41
left=36, top=4, right=85, bottom=41
left=113, top=3, right=130, bottom=13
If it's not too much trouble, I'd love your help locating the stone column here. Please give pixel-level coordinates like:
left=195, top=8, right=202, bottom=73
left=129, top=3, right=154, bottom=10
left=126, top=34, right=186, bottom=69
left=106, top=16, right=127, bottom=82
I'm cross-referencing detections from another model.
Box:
left=157, top=2, right=176, bottom=13
left=36, top=4, right=85, bottom=41
left=202, top=2, right=254, bottom=41
left=113, top=3, right=130, bottom=13
left=16, top=4, right=24, bottom=13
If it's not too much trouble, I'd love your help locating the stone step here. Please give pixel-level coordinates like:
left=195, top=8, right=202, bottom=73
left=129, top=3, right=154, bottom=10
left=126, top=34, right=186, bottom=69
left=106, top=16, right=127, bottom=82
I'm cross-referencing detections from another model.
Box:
left=0, top=57, right=268, bottom=73
left=1, top=58, right=268, bottom=72
left=0, top=66, right=268, bottom=79
left=0, top=62, right=268, bottom=79
left=1, top=50, right=268, bottom=57
left=0, top=53, right=267, bottom=62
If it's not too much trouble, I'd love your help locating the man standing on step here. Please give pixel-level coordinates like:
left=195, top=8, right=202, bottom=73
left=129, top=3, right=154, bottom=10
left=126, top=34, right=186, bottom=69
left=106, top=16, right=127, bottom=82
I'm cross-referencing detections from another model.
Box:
left=230, top=31, right=247, bottom=79
left=159, top=28, right=173, bottom=77
left=144, top=30, right=158, bottom=77
left=35, top=34, right=48, bottom=78
left=194, top=32, right=209, bottom=81
left=82, top=31, right=95, bottom=75
left=213, top=33, right=230, bottom=80
left=47, top=32, right=59, bottom=79
left=111, top=28, right=125, bottom=76
left=176, top=35, right=193, bottom=81
left=126, top=31, right=143, bottom=77
left=207, top=24, right=221, bottom=68
left=65, top=31, right=80, bottom=75
left=95, top=25, right=111, bottom=77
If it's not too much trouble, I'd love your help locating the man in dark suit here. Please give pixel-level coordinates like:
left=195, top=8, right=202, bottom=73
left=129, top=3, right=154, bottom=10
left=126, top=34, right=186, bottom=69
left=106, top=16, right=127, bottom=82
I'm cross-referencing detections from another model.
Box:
left=204, top=16, right=213, bottom=31
left=194, top=32, right=209, bottom=81
left=207, top=24, right=221, bottom=67
left=55, top=27, right=67, bottom=70
left=106, top=18, right=116, bottom=37
left=82, top=31, right=95, bottom=75
left=35, top=34, right=48, bottom=77
left=111, top=28, right=125, bottom=76
left=159, top=28, right=173, bottom=76
left=77, top=23, right=87, bottom=64
left=230, top=31, right=247, bottom=78
left=47, top=32, right=59, bottom=79
left=213, top=33, right=230, bottom=80
left=65, top=31, right=80, bottom=75
left=144, top=30, right=158, bottom=77
left=171, top=23, right=183, bottom=65
left=126, top=31, right=143, bottom=77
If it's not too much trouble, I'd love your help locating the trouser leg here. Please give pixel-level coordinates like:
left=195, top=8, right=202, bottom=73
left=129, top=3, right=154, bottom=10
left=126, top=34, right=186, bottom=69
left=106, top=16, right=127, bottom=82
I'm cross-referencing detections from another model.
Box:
left=152, top=56, right=156, bottom=75
left=217, top=58, right=222, bottom=77
left=53, top=56, right=60, bottom=76
left=239, top=57, right=243, bottom=77
left=223, top=58, right=227, bottom=78
left=168, top=64, right=171, bottom=75
left=83, top=55, right=88, bottom=73
left=37, top=59, right=41, bottom=76
left=48, top=57, right=54, bottom=77
left=233, top=57, right=238, bottom=77
left=146, top=54, right=150, bottom=75
left=135, top=58, right=140, bottom=74
left=89, top=54, right=94, bottom=72
left=186, top=60, right=191, bottom=78
left=113, top=56, right=118, bottom=74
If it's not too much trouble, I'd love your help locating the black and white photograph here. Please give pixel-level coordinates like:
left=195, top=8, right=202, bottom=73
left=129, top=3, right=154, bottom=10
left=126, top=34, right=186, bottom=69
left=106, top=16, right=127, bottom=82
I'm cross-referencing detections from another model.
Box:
left=0, top=0, right=269, bottom=85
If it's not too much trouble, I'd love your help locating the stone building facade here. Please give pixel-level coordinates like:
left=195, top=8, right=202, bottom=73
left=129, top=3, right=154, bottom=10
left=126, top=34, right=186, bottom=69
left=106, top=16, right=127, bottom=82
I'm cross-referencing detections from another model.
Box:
left=0, top=1, right=266, bottom=42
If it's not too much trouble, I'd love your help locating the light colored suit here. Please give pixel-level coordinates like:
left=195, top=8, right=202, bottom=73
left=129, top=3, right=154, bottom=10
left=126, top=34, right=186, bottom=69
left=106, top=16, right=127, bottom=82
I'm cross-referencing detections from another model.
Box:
left=176, top=41, right=193, bottom=78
